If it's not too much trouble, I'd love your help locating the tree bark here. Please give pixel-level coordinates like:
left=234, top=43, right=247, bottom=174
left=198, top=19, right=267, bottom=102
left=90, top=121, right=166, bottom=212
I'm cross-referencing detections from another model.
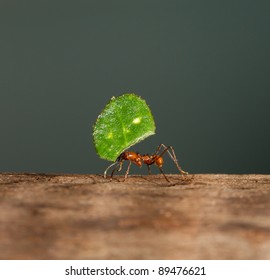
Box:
left=0, top=173, right=270, bottom=259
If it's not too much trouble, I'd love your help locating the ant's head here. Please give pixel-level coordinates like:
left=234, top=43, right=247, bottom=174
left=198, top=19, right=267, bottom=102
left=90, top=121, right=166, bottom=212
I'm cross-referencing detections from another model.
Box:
left=116, top=152, right=125, bottom=161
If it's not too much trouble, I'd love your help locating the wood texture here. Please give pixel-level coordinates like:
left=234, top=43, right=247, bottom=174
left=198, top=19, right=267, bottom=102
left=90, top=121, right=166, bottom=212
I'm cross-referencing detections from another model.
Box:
left=0, top=173, right=270, bottom=260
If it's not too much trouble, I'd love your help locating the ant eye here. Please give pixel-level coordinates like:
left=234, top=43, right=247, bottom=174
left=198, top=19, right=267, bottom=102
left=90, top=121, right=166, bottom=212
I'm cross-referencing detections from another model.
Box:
left=93, top=93, right=156, bottom=162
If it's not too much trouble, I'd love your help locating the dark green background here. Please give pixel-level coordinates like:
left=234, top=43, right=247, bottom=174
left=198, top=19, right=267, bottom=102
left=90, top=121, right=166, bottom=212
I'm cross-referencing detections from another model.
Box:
left=1, top=0, right=269, bottom=174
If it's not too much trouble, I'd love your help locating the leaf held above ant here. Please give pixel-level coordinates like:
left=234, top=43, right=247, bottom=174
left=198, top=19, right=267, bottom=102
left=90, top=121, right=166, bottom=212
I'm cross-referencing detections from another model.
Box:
left=93, top=93, right=156, bottom=162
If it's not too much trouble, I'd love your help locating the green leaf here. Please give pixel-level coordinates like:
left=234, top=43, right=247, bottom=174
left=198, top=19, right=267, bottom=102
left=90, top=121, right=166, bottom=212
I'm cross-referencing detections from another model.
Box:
left=93, top=93, right=156, bottom=161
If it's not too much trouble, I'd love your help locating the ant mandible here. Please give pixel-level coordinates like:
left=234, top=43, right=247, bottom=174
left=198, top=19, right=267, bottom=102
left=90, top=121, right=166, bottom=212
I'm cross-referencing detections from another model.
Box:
left=104, top=144, right=188, bottom=182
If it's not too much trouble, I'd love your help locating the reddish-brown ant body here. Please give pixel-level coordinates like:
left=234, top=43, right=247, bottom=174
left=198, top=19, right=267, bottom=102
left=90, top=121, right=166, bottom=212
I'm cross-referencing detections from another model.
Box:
left=104, top=144, right=188, bottom=182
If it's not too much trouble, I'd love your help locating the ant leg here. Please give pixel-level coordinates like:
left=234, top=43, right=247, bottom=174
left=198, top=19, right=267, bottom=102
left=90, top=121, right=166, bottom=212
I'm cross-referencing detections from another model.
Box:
left=104, top=159, right=125, bottom=180
left=153, top=144, right=163, bottom=155
left=111, top=160, right=126, bottom=180
left=110, top=160, right=124, bottom=180
left=158, top=167, right=170, bottom=182
left=168, top=146, right=188, bottom=175
left=117, top=161, right=123, bottom=172
left=124, top=161, right=132, bottom=181
left=160, top=144, right=188, bottom=176
left=104, top=161, right=119, bottom=179
left=147, top=165, right=151, bottom=175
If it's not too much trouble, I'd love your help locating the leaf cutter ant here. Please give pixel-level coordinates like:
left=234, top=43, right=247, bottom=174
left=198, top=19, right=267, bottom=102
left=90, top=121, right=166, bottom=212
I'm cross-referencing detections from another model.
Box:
left=104, top=144, right=188, bottom=182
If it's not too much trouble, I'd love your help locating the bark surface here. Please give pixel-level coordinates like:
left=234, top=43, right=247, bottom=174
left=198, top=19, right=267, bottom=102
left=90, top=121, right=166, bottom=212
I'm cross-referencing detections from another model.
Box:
left=0, top=173, right=269, bottom=259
